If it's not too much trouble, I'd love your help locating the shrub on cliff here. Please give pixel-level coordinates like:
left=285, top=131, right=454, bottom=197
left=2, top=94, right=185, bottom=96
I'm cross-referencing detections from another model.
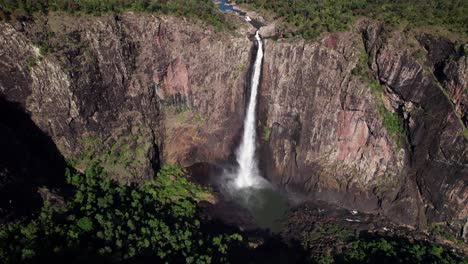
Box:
left=0, top=163, right=244, bottom=263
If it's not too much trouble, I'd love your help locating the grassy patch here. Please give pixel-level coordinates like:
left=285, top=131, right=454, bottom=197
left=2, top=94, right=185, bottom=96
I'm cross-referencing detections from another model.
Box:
left=378, top=105, right=405, bottom=148
left=412, top=49, right=426, bottom=61
left=194, top=113, right=203, bottom=124
left=176, top=105, right=189, bottom=123
left=365, top=77, right=382, bottom=94
left=351, top=48, right=369, bottom=77
left=262, top=125, right=271, bottom=142
left=25, top=55, right=42, bottom=71
left=39, top=42, right=52, bottom=55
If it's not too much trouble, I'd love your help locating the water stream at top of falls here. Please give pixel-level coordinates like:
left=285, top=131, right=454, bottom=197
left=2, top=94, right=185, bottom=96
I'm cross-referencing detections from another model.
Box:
left=234, top=31, right=264, bottom=189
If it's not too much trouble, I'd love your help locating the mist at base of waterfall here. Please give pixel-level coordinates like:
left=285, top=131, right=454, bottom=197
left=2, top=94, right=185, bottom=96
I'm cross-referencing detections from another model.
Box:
left=220, top=170, right=289, bottom=232
left=234, top=185, right=288, bottom=232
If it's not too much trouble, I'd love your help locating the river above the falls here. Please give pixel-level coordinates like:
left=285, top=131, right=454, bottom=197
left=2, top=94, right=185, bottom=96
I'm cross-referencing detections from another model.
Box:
left=217, top=0, right=240, bottom=13
left=217, top=0, right=264, bottom=28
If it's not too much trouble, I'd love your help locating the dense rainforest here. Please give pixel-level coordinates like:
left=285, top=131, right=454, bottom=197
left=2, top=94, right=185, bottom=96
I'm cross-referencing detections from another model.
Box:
left=0, top=0, right=467, bottom=263
left=2, top=0, right=466, bottom=38
left=1, top=0, right=467, bottom=38
left=0, top=0, right=231, bottom=30
left=0, top=165, right=245, bottom=263
left=236, top=0, right=467, bottom=39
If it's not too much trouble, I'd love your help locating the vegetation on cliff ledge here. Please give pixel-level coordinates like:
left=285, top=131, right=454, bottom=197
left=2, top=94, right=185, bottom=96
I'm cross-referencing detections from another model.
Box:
left=0, top=0, right=231, bottom=31
left=352, top=44, right=407, bottom=148
left=236, top=0, right=467, bottom=39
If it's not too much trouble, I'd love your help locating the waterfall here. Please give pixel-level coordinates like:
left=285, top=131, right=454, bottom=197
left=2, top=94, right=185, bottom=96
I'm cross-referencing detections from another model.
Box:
left=234, top=31, right=264, bottom=189
left=225, top=30, right=288, bottom=231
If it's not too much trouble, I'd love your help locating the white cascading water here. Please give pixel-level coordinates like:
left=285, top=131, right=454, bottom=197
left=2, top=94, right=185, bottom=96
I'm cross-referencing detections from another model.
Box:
left=234, top=31, right=264, bottom=189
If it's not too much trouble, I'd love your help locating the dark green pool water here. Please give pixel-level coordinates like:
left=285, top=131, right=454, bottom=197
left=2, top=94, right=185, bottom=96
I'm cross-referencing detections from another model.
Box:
left=232, top=185, right=289, bottom=232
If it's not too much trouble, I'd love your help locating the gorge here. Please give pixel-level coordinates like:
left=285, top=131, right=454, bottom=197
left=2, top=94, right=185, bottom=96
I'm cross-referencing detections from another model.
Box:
left=0, top=0, right=467, bottom=262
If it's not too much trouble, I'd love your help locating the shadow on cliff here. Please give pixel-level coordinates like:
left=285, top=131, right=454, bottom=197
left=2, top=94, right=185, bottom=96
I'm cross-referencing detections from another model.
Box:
left=0, top=96, right=66, bottom=220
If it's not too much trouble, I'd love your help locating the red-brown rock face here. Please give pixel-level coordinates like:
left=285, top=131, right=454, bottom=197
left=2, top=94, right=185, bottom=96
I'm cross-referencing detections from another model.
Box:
left=0, top=13, right=252, bottom=183
left=258, top=21, right=467, bottom=227
left=258, top=31, right=411, bottom=224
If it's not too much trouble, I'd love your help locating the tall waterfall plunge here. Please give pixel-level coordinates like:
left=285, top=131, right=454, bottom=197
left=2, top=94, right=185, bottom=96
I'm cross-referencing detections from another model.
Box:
left=215, top=27, right=287, bottom=231
left=214, top=2, right=288, bottom=231
left=234, top=31, right=265, bottom=189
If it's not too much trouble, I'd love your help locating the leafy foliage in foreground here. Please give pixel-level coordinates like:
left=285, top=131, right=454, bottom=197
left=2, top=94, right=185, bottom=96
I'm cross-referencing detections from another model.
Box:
left=335, top=236, right=467, bottom=264
left=291, top=217, right=467, bottom=264
left=0, top=164, right=243, bottom=263
left=0, top=0, right=231, bottom=31
left=300, top=226, right=467, bottom=264
left=237, top=0, right=467, bottom=39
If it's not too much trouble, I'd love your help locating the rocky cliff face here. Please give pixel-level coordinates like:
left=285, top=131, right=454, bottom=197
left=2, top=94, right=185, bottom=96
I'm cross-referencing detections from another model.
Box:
left=0, top=13, right=251, bottom=185
left=258, top=21, right=467, bottom=228
left=0, top=14, right=466, bottom=231
left=259, top=27, right=411, bottom=224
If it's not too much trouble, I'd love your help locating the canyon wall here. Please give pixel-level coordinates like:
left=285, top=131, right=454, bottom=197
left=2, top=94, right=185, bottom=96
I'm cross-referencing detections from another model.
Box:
left=0, top=14, right=466, bottom=229
left=258, top=21, right=467, bottom=227
left=0, top=13, right=251, bottom=185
